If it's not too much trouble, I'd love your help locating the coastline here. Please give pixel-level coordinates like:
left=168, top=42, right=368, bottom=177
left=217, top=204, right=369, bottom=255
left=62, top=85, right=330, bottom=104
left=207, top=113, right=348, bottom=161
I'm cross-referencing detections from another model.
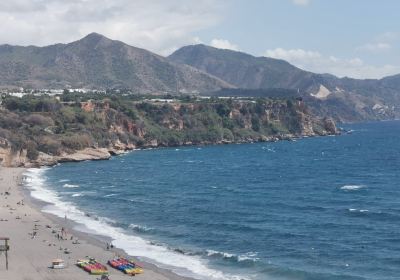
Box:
left=0, top=167, right=194, bottom=280
left=1, top=128, right=339, bottom=169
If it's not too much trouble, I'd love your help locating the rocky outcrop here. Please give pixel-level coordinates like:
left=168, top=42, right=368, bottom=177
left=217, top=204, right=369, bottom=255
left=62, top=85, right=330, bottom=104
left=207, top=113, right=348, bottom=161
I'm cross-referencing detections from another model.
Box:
left=0, top=97, right=339, bottom=168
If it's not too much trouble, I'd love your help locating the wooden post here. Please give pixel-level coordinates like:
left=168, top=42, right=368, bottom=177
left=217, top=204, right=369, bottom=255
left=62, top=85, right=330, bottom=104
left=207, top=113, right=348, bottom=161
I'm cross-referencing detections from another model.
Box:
left=5, top=239, right=8, bottom=270
left=0, top=237, right=9, bottom=270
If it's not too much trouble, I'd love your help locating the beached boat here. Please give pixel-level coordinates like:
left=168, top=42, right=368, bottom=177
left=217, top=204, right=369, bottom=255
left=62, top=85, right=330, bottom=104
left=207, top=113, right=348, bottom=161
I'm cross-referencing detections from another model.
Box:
left=76, top=258, right=108, bottom=275
left=108, top=257, right=144, bottom=275
left=51, top=259, right=65, bottom=269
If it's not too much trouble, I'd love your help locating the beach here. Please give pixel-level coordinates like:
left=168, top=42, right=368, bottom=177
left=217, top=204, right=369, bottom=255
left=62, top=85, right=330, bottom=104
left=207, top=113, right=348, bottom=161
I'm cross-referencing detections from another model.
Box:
left=0, top=167, right=191, bottom=280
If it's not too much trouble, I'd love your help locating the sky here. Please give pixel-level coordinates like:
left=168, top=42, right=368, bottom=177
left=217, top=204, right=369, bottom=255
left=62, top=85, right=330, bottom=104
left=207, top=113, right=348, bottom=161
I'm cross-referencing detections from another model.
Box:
left=0, top=0, right=399, bottom=79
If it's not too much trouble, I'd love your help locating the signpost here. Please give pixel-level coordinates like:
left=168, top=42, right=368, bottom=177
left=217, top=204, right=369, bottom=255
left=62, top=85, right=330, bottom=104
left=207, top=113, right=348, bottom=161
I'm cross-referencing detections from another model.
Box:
left=0, top=237, right=9, bottom=270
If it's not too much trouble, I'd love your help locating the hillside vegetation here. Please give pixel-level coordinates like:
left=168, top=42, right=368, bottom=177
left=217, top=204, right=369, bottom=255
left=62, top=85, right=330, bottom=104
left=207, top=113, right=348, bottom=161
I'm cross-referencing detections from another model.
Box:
left=0, top=94, right=337, bottom=167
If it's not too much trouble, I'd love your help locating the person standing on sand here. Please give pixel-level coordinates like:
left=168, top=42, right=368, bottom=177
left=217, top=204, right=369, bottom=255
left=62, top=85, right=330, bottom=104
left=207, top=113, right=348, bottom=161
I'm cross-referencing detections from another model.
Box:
left=61, top=227, right=66, bottom=239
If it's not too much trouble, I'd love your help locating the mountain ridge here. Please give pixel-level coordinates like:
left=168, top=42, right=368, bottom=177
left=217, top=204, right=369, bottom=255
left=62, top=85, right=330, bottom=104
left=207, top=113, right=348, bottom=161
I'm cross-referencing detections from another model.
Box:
left=169, top=44, right=400, bottom=122
left=1, top=33, right=400, bottom=122
left=0, top=33, right=232, bottom=93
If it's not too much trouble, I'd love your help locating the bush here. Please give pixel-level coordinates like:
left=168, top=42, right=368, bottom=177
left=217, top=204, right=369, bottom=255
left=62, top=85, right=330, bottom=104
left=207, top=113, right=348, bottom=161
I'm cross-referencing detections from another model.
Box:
left=61, top=134, right=92, bottom=150
left=24, top=114, right=54, bottom=127
left=37, top=137, right=61, bottom=155
left=26, top=141, right=39, bottom=160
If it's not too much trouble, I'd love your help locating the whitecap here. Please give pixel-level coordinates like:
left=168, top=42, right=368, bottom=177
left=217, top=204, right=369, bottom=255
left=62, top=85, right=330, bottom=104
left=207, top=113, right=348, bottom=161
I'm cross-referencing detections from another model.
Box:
left=340, top=185, right=365, bottom=191
left=348, top=208, right=369, bottom=213
left=72, top=193, right=83, bottom=197
left=63, top=183, right=80, bottom=188
left=206, top=250, right=259, bottom=263
left=104, top=193, right=117, bottom=198
left=129, top=223, right=154, bottom=233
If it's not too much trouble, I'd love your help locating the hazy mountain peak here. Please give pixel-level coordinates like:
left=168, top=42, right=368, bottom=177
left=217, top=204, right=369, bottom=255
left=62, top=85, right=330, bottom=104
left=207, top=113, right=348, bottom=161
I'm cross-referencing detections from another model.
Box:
left=75, top=32, right=117, bottom=48
left=0, top=34, right=231, bottom=92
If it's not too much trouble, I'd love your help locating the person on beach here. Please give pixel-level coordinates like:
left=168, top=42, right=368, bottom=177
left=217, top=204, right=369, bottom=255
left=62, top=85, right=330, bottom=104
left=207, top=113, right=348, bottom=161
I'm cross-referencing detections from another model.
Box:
left=61, top=227, right=66, bottom=239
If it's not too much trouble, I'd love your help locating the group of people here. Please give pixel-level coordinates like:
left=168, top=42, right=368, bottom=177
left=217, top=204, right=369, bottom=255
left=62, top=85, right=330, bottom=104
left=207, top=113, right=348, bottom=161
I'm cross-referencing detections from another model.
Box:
left=106, top=242, right=114, bottom=250
left=56, top=227, right=68, bottom=240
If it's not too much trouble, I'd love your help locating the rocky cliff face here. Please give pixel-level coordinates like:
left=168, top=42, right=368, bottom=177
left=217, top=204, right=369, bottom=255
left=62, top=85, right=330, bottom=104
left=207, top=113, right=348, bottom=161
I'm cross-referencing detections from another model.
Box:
left=0, top=96, right=338, bottom=167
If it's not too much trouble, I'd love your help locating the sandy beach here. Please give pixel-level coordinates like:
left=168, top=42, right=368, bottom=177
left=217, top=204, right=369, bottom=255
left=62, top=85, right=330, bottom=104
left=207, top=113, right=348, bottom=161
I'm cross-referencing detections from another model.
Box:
left=0, top=167, right=191, bottom=280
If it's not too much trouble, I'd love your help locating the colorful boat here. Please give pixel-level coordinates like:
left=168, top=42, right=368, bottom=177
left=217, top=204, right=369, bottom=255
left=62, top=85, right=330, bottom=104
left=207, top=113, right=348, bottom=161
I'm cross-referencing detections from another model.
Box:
left=77, top=258, right=108, bottom=275
left=108, top=257, right=144, bottom=275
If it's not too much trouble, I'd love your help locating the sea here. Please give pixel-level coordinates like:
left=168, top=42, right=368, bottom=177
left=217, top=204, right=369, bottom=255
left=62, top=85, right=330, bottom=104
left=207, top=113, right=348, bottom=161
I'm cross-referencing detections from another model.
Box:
left=24, top=121, right=400, bottom=280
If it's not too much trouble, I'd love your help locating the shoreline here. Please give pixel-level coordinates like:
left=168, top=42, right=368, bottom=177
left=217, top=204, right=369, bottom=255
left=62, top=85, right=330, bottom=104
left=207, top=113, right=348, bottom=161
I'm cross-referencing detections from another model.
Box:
left=0, top=167, right=195, bottom=280
left=1, top=128, right=339, bottom=168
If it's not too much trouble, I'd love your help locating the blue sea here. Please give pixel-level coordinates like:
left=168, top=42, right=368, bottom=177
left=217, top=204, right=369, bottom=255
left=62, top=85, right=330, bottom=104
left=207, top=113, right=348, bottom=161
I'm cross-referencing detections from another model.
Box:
left=25, top=121, right=400, bottom=280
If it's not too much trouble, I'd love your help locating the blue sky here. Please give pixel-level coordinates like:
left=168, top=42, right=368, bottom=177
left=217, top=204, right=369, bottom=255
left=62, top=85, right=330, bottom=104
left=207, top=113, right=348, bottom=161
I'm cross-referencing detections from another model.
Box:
left=0, top=0, right=398, bottom=78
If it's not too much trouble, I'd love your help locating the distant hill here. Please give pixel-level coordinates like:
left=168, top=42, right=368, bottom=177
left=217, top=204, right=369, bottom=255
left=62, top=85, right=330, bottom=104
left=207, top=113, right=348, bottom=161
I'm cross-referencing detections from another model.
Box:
left=1, top=34, right=400, bottom=122
left=169, top=44, right=316, bottom=90
left=169, top=44, right=400, bottom=122
left=0, top=33, right=232, bottom=93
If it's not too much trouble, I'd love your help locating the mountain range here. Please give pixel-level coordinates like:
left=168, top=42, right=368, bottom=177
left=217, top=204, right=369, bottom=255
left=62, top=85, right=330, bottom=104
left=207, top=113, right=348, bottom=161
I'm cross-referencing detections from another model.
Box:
left=169, top=44, right=400, bottom=122
left=1, top=33, right=400, bottom=122
left=0, top=33, right=230, bottom=93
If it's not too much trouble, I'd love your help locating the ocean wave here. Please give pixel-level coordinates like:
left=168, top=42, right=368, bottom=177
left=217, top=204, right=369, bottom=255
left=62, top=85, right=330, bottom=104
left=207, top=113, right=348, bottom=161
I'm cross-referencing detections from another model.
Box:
left=340, top=185, right=365, bottom=191
left=101, top=185, right=116, bottom=189
left=72, top=193, right=84, bottom=197
left=23, top=168, right=249, bottom=280
left=104, top=193, right=117, bottom=198
left=348, top=208, right=369, bottom=213
left=129, top=223, right=154, bottom=233
left=206, top=250, right=259, bottom=264
left=63, top=183, right=80, bottom=188
left=59, top=179, right=70, bottom=183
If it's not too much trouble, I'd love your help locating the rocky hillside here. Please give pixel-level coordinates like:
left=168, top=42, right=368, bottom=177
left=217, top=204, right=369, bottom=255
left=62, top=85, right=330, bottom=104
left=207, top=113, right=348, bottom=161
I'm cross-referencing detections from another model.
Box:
left=0, top=94, right=337, bottom=167
left=0, top=33, right=231, bottom=93
left=169, top=45, right=400, bottom=122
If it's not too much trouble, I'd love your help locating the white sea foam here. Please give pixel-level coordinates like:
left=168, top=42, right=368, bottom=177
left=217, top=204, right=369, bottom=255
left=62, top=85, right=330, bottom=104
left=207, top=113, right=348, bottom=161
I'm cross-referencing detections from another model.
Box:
left=23, top=168, right=248, bottom=280
left=72, top=193, right=84, bottom=197
left=206, top=250, right=259, bottom=263
left=59, top=179, right=70, bottom=183
left=63, top=183, right=80, bottom=188
left=104, top=193, right=117, bottom=198
left=340, top=185, right=365, bottom=191
left=129, top=223, right=153, bottom=233
left=101, top=185, right=116, bottom=189
left=348, top=208, right=369, bottom=213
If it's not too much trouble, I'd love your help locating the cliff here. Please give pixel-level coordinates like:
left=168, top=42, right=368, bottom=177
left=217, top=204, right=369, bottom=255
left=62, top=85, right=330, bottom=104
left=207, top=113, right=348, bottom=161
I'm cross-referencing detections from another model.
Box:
left=0, top=94, right=338, bottom=167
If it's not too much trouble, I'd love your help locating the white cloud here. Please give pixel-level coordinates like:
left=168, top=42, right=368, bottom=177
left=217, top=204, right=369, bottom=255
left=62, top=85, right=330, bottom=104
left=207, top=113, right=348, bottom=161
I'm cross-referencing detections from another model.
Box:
left=0, top=0, right=222, bottom=55
left=210, top=38, right=240, bottom=51
left=292, top=0, right=311, bottom=6
left=357, top=31, right=398, bottom=53
left=377, top=31, right=398, bottom=42
left=357, top=42, right=391, bottom=52
left=264, top=47, right=400, bottom=79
